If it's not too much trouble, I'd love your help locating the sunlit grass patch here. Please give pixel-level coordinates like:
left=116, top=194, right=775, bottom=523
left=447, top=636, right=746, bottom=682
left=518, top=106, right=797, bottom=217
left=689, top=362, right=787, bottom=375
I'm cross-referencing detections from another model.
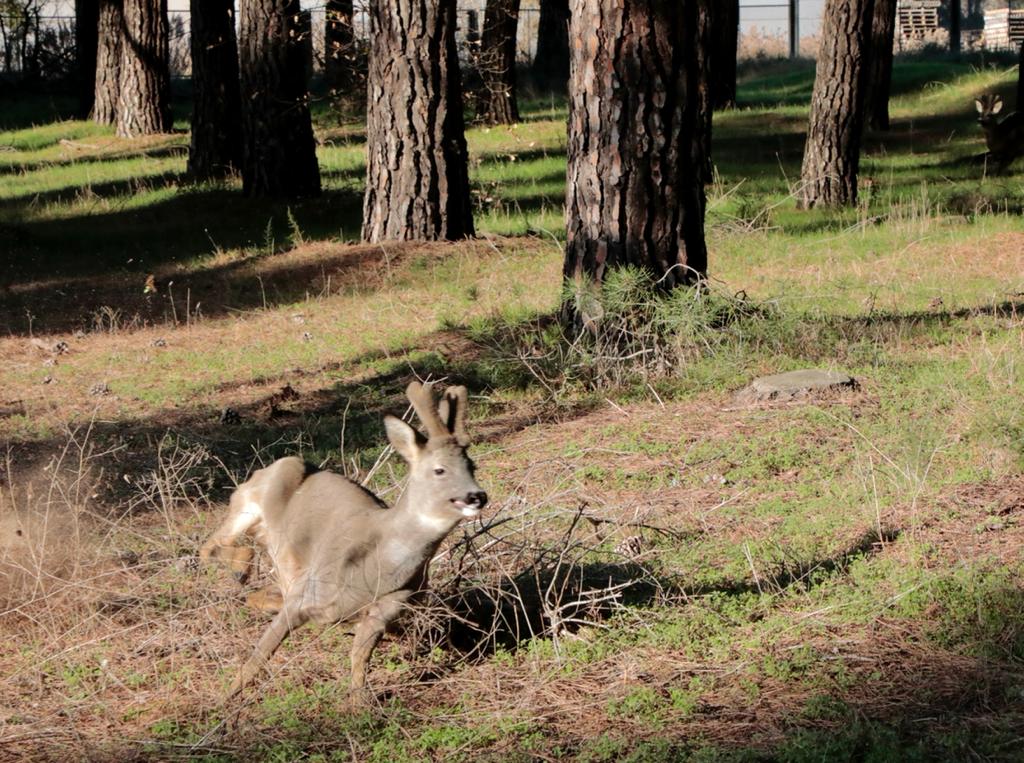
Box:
left=3, top=56, right=1024, bottom=761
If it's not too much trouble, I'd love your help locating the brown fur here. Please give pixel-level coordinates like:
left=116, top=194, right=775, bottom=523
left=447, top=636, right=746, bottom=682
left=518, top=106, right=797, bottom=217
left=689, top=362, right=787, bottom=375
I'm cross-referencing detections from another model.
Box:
left=200, top=382, right=487, bottom=699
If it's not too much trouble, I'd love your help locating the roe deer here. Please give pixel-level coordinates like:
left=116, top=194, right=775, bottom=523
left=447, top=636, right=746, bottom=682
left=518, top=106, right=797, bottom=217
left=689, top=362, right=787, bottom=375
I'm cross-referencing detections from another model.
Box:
left=200, top=381, right=487, bottom=698
left=975, top=94, right=1024, bottom=173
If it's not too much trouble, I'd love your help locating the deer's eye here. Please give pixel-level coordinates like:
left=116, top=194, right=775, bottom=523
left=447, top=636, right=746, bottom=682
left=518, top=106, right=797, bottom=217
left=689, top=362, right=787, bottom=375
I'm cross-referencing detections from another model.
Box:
left=434, top=467, right=446, bottom=476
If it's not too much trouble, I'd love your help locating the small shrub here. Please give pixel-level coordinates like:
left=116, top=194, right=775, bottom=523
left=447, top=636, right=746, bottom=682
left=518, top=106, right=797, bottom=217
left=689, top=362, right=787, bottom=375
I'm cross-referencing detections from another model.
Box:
left=486, top=267, right=785, bottom=392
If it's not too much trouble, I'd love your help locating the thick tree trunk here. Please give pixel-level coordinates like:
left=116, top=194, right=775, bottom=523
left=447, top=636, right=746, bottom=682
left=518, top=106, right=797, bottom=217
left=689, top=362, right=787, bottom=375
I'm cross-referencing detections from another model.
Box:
left=711, top=0, right=738, bottom=110
left=115, top=0, right=171, bottom=137
left=798, top=0, right=874, bottom=208
left=563, top=0, right=707, bottom=301
left=324, top=0, right=353, bottom=95
left=188, top=0, right=242, bottom=179
left=865, top=0, right=896, bottom=130
left=76, top=0, right=99, bottom=117
left=238, top=0, right=321, bottom=198
left=477, top=0, right=521, bottom=124
left=93, top=0, right=122, bottom=125
left=362, top=0, right=473, bottom=242
left=531, top=0, right=568, bottom=92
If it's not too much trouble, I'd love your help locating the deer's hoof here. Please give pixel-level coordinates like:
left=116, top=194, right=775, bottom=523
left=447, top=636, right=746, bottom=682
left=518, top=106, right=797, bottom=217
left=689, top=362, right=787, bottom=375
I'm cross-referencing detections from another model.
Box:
left=347, top=686, right=376, bottom=710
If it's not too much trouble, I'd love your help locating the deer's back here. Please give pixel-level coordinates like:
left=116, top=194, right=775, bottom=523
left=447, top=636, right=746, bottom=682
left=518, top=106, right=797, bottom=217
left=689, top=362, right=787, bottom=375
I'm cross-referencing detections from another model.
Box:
left=270, top=469, right=385, bottom=563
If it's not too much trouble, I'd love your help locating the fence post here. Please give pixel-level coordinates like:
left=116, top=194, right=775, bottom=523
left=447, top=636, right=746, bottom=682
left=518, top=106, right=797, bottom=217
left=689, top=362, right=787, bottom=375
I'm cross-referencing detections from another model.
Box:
left=789, top=0, right=800, bottom=58
left=949, top=0, right=960, bottom=53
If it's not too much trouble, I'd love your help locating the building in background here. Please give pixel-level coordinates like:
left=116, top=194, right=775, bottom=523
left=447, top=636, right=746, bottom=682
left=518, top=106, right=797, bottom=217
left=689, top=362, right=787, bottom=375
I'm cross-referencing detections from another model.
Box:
left=895, top=0, right=1024, bottom=52
left=982, top=0, right=1024, bottom=49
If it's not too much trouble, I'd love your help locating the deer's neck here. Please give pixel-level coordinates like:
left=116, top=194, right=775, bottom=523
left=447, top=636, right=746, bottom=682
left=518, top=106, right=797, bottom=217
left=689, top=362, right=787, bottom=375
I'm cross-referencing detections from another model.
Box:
left=389, top=489, right=461, bottom=545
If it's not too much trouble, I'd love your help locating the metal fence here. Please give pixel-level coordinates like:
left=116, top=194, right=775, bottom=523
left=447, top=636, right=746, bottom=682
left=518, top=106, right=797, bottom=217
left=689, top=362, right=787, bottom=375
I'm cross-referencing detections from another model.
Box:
left=0, top=4, right=545, bottom=81
left=0, top=1, right=826, bottom=83
left=0, top=9, right=75, bottom=80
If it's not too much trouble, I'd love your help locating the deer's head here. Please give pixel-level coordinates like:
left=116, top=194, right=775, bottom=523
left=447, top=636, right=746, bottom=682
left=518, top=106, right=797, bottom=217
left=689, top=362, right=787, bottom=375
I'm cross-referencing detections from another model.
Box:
left=975, top=94, right=1004, bottom=128
left=384, top=382, right=487, bottom=525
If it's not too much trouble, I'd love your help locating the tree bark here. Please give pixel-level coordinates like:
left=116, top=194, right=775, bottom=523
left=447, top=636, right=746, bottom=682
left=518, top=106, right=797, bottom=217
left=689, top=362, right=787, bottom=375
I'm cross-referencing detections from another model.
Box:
left=115, top=0, right=171, bottom=137
left=865, top=0, right=896, bottom=130
left=531, top=0, right=568, bottom=92
left=563, top=0, right=708, bottom=302
left=711, top=0, right=738, bottom=110
left=477, top=0, right=521, bottom=124
left=76, top=0, right=99, bottom=117
left=798, top=0, right=874, bottom=209
left=188, top=0, right=242, bottom=179
left=93, top=0, right=122, bottom=125
left=238, top=0, right=321, bottom=198
left=362, top=0, right=473, bottom=242
left=324, top=0, right=353, bottom=95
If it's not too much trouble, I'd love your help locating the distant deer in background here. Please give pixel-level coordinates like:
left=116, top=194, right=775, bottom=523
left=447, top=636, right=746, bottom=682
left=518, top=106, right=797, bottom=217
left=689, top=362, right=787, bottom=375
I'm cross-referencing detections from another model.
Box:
left=200, top=381, right=488, bottom=698
left=975, top=94, right=1024, bottom=173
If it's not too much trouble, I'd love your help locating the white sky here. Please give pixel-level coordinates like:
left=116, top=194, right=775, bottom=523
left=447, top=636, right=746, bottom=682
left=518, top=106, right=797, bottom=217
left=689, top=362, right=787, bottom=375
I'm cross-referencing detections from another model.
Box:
left=53, top=0, right=827, bottom=39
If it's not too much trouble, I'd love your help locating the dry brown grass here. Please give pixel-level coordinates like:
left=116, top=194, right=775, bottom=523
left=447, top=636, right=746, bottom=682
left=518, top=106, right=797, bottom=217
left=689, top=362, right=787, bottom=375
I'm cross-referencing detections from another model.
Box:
left=739, top=29, right=821, bottom=61
left=1, top=220, right=1022, bottom=759
left=3, top=366, right=1021, bottom=759
left=0, top=407, right=664, bottom=759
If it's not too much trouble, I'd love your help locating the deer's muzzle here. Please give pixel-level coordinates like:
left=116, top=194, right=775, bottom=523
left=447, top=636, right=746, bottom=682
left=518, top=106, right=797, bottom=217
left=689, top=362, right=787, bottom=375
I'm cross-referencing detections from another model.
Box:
left=452, top=491, right=488, bottom=517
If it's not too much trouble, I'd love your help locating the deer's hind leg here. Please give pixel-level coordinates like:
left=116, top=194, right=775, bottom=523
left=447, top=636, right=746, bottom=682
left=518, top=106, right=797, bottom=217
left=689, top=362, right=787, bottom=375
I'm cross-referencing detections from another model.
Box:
left=202, top=458, right=309, bottom=584
left=246, top=585, right=284, bottom=613
left=199, top=490, right=264, bottom=584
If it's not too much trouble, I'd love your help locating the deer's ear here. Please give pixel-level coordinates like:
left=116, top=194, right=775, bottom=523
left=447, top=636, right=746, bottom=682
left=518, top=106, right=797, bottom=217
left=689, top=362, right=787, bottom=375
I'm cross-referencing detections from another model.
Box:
left=993, top=98, right=1004, bottom=114
left=976, top=99, right=985, bottom=114
left=384, top=415, right=423, bottom=462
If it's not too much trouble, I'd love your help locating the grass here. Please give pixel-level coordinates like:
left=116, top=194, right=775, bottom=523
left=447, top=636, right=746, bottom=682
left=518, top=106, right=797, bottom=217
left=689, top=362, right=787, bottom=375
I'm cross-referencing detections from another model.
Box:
left=3, top=56, right=1024, bottom=761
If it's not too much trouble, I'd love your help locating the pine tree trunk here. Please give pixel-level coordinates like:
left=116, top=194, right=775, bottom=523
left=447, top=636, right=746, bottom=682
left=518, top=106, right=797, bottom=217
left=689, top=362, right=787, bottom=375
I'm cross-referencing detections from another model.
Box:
left=76, top=0, right=99, bottom=117
left=798, top=0, right=874, bottom=208
left=324, top=0, right=353, bottom=95
left=477, top=0, right=520, bottom=124
left=115, top=0, right=171, bottom=137
left=93, top=0, right=122, bottom=125
left=711, top=0, right=738, bottom=110
left=238, top=0, right=321, bottom=198
left=362, top=0, right=473, bottom=242
left=865, top=0, right=896, bottom=130
left=531, top=0, right=568, bottom=92
left=188, top=0, right=242, bottom=179
left=563, top=0, right=707, bottom=302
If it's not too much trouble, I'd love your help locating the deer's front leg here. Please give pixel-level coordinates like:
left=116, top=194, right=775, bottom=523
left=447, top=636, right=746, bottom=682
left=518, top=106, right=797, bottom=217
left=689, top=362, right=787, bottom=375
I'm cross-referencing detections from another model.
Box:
left=349, top=592, right=413, bottom=701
